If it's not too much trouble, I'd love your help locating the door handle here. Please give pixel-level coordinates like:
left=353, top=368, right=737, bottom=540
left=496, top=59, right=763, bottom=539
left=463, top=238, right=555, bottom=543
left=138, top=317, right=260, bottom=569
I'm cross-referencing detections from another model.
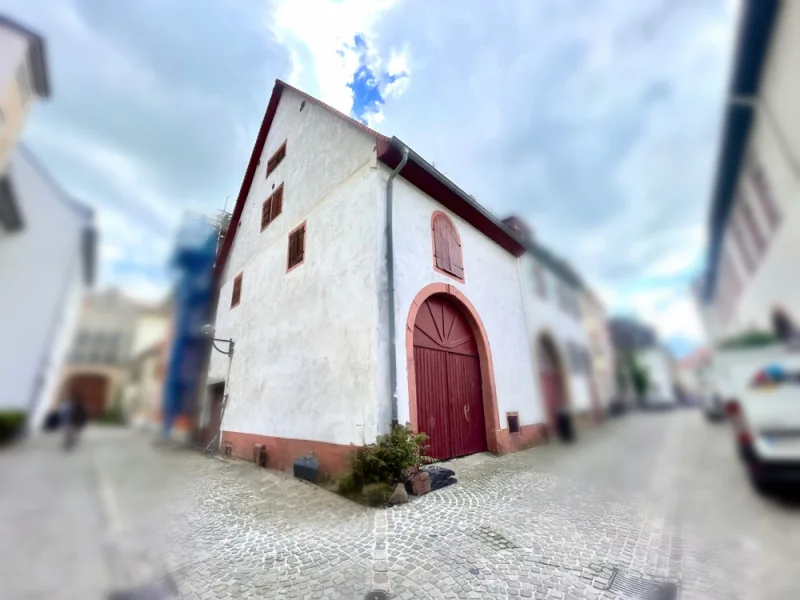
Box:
left=463, top=404, right=470, bottom=421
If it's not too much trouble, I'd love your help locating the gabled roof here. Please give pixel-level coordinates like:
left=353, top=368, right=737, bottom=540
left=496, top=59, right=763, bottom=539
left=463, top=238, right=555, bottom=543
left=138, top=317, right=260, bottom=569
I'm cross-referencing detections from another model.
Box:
left=702, top=0, right=780, bottom=302
left=214, top=79, right=525, bottom=278
left=0, top=15, right=51, bottom=97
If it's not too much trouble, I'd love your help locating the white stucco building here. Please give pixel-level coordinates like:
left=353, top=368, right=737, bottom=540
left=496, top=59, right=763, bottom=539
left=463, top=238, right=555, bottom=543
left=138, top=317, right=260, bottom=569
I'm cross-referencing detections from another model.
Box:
left=0, top=17, right=95, bottom=430
left=697, top=0, right=800, bottom=344
left=206, top=80, right=597, bottom=475
left=0, top=147, right=95, bottom=429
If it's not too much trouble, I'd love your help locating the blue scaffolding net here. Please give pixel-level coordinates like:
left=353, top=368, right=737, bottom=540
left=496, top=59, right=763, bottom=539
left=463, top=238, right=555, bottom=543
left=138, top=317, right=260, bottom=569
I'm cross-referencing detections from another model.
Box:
left=161, top=215, right=217, bottom=438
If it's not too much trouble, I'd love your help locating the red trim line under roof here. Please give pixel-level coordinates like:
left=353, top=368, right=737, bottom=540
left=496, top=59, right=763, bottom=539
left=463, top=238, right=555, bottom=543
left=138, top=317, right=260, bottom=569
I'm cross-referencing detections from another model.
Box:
left=214, top=80, right=524, bottom=279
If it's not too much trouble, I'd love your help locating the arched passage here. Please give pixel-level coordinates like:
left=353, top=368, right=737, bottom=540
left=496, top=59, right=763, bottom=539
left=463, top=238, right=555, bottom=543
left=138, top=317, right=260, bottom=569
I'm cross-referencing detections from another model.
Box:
left=536, top=333, right=572, bottom=441
left=63, top=373, right=110, bottom=419
left=406, top=283, right=500, bottom=458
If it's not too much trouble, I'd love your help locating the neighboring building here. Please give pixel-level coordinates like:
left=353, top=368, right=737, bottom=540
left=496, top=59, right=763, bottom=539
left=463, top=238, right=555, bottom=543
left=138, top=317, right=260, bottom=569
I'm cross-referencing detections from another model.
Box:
left=0, top=17, right=95, bottom=430
left=608, top=317, right=657, bottom=352
left=124, top=339, right=170, bottom=431
left=123, top=300, right=172, bottom=429
left=203, top=79, right=600, bottom=476
left=677, top=347, right=713, bottom=401
left=607, top=316, right=675, bottom=406
left=697, top=0, right=800, bottom=344
left=0, top=15, right=49, bottom=172
left=58, top=289, right=142, bottom=419
left=580, top=289, right=617, bottom=415
left=636, top=347, right=677, bottom=407
left=504, top=219, right=598, bottom=431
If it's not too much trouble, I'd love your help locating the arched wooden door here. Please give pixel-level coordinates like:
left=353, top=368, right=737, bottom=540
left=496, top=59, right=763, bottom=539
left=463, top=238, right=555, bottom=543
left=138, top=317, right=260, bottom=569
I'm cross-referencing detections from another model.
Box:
left=537, top=336, right=566, bottom=428
left=413, top=294, right=487, bottom=460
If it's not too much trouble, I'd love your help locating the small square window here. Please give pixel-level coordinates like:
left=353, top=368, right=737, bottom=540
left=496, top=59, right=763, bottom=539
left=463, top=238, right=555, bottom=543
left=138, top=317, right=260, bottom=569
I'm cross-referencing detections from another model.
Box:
left=266, top=142, right=286, bottom=177
left=287, top=223, right=306, bottom=271
left=231, top=273, right=243, bottom=308
left=507, top=413, right=520, bottom=434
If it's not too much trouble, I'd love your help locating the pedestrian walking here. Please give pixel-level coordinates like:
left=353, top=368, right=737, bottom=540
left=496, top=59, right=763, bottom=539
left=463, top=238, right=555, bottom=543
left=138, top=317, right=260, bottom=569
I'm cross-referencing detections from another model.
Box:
left=62, top=392, right=87, bottom=451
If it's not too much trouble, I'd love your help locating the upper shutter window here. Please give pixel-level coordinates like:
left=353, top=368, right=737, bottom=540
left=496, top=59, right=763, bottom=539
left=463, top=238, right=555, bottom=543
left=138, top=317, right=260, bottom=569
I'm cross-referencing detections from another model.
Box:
left=748, top=160, right=781, bottom=231
left=534, top=263, right=547, bottom=299
left=261, top=184, right=284, bottom=231
left=431, top=212, right=464, bottom=282
left=231, top=273, right=243, bottom=308
left=287, top=222, right=306, bottom=271
left=266, top=142, right=286, bottom=177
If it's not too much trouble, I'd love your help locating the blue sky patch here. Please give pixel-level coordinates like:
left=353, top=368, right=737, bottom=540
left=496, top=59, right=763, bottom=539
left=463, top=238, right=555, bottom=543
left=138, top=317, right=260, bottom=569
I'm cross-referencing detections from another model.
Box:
left=345, top=34, right=408, bottom=124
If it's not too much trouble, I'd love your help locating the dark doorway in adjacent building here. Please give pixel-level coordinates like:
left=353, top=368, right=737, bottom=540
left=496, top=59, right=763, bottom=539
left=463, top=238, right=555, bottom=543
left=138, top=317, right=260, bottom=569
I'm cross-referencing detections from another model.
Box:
left=537, top=334, right=573, bottom=442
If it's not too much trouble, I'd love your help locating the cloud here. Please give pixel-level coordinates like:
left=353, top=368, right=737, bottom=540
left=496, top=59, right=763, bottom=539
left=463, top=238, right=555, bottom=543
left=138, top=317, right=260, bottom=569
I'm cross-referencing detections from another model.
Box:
left=2, top=0, right=739, bottom=344
left=270, top=0, right=410, bottom=123
left=1, top=0, right=291, bottom=298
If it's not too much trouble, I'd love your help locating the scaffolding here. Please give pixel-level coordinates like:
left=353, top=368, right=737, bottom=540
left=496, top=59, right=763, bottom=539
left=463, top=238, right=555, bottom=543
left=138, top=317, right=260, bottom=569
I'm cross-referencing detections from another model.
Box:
left=160, top=213, right=219, bottom=437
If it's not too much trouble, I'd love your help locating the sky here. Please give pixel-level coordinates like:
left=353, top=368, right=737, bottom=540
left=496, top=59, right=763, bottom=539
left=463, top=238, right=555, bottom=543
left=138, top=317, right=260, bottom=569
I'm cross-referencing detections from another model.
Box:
left=1, top=0, right=740, bottom=357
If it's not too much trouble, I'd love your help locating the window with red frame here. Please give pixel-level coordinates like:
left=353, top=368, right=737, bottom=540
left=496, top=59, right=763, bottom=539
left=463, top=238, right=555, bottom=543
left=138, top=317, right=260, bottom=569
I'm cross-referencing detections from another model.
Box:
left=287, top=223, right=305, bottom=270
left=261, top=184, right=284, bottom=231
left=231, top=273, right=242, bottom=308
left=266, top=141, right=286, bottom=177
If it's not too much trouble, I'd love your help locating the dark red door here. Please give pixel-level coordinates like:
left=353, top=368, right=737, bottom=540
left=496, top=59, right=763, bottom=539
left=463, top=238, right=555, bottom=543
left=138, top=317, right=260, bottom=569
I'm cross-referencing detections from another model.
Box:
left=413, top=295, right=487, bottom=460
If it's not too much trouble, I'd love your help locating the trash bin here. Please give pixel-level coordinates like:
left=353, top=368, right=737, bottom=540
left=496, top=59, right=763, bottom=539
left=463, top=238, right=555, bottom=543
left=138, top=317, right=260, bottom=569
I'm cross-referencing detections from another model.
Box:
left=556, top=411, right=575, bottom=443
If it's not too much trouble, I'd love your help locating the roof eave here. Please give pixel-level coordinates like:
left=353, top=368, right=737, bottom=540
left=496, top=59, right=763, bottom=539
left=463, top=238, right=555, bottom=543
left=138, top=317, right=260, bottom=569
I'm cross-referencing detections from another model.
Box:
left=702, top=0, right=780, bottom=302
left=377, top=137, right=526, bottom=258
left=0, top=16, right=51, bottom=97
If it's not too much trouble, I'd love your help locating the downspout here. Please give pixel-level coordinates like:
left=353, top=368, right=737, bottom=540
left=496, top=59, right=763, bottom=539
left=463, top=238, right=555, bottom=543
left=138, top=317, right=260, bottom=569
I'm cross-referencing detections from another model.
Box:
left=386, top=144, right=409, bottom=427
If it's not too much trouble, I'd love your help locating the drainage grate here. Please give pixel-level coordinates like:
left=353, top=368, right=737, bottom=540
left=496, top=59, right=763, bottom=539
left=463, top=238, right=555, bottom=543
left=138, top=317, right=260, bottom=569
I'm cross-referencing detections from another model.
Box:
left=364, top=591, right=389, bottom=600
left=608, top=570, right=678, bottom=600
left=108, top=574, right=178, bottom=600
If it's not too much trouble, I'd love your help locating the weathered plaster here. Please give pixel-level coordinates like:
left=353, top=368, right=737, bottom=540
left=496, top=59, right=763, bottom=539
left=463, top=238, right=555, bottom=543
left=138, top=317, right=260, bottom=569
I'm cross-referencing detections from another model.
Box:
left=209, top=88, right=381, bottom=447
left=0, top=150, right=88, bottom=422
left=382, top=170, right=543, bottom=433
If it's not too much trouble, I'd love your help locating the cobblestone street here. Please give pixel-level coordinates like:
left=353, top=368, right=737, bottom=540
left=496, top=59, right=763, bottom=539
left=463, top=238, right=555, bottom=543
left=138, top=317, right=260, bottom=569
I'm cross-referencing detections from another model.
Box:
left=2, top=410, right=799, bottom=600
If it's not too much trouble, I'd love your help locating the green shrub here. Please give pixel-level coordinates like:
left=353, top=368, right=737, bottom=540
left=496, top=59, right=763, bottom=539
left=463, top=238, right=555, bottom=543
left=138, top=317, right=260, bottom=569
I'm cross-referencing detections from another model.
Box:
left=350, top=424, right=431, bottom=488
left=361, top=482, right=394, bottom=507
left=98, top=387, right=126, bottom=425
left=717, top=330, right=780, bottom=350
left=337, top=472, right=359, bottom=495
left=0, top=410, right=26, bottom=444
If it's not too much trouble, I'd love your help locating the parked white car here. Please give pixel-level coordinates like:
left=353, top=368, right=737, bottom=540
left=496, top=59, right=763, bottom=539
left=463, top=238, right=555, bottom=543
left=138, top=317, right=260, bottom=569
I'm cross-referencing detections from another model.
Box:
left=725, top=364, right=800, bottom=492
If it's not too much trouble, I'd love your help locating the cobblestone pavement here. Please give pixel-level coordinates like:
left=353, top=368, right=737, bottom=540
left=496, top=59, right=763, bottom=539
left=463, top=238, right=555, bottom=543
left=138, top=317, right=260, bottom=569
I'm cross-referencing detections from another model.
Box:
left=2, top=410, right=799, bottom=600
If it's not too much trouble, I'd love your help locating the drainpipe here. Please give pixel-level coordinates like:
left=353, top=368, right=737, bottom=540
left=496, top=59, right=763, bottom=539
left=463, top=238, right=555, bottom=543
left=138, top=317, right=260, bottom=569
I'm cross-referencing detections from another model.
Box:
left=386, top=143, right=409, bottom=428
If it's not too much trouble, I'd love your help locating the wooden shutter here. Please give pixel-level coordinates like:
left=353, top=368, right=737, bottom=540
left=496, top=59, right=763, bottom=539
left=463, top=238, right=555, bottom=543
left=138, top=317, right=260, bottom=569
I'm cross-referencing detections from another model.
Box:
left=448, top=231, right=464, bottom=279
left=231, top=274, right=242, bottom=307
left=432, top=214, right=463, bottom=280
left=267, top=142, right=286, bottom=177
left=433, top=225, right=450, bottom=271
left=287, top=224, right=305, bottom=270
left=261, top=198, right=273, bottom=230
left=271, top=185, right=283, bottom=220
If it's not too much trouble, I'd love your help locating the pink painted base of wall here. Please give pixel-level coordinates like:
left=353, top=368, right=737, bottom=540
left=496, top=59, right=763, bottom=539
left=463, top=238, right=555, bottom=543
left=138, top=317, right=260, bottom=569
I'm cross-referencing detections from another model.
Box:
left=495, top=423, right=548, bottom=453
left=222, top=423, right=549, bottom=478
left=221, top=431, right=357, bottom=477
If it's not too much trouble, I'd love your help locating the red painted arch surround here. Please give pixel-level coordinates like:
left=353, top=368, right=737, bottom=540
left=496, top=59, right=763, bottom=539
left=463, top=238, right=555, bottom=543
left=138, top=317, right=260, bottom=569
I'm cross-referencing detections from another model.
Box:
left=405, top=283, right=502, bottom=453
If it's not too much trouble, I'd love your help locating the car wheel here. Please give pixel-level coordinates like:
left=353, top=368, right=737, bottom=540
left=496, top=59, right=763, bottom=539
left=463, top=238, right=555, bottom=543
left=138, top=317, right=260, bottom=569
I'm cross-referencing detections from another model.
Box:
left=749, top=469, right=773, bottom=496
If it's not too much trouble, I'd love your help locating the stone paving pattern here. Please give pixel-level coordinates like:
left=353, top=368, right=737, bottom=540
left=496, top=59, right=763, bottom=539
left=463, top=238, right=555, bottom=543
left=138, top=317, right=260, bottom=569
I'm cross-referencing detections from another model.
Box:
left=2, top=411, right=799, bottom=599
